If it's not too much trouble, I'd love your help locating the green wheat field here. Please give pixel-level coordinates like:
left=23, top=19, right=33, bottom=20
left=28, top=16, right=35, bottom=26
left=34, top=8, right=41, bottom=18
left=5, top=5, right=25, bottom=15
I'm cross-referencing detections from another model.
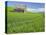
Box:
left=7, top=7, right=45, bottom=33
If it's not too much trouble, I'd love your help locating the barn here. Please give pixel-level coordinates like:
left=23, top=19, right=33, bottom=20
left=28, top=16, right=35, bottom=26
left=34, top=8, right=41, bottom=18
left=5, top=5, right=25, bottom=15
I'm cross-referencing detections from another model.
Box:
left=13, top=4, right=26, bottom=12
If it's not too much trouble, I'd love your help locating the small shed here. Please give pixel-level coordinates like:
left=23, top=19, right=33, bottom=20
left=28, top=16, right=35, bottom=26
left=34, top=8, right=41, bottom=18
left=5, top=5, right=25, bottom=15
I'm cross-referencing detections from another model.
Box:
left=13, top=4, right=26, bottom=12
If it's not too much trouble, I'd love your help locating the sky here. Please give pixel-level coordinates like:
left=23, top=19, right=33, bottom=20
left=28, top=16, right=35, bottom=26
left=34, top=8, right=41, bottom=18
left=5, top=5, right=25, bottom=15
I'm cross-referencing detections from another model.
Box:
left=7, top=1, right=45, bottom=12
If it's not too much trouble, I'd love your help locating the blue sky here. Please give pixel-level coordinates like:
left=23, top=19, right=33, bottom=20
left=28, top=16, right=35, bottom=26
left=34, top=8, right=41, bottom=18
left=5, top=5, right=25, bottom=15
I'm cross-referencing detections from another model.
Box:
left=7, top=1, right=45, bottom=12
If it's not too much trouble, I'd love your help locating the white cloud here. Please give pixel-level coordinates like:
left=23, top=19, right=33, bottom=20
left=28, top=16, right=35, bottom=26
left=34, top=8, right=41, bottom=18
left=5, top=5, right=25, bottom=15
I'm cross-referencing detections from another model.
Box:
left=37, top=8, right=45, bottom=12
left=26, top=8, right=45, bottom=12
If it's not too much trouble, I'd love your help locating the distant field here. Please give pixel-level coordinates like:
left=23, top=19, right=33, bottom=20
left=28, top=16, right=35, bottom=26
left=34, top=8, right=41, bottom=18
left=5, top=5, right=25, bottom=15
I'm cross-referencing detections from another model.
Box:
left=7, top=12, right=44, bottom=33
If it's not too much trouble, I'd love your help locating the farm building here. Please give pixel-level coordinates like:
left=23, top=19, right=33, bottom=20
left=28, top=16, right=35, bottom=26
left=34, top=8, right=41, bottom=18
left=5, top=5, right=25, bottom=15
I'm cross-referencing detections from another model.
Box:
left=13, top=4, right=26, bottom=12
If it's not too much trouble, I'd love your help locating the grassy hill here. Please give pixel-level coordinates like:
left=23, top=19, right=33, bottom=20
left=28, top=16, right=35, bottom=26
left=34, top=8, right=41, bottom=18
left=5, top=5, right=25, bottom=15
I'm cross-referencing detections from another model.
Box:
left=7, top=6, right=14, bottom=12
left=7, top=12, right=44, bottom=33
